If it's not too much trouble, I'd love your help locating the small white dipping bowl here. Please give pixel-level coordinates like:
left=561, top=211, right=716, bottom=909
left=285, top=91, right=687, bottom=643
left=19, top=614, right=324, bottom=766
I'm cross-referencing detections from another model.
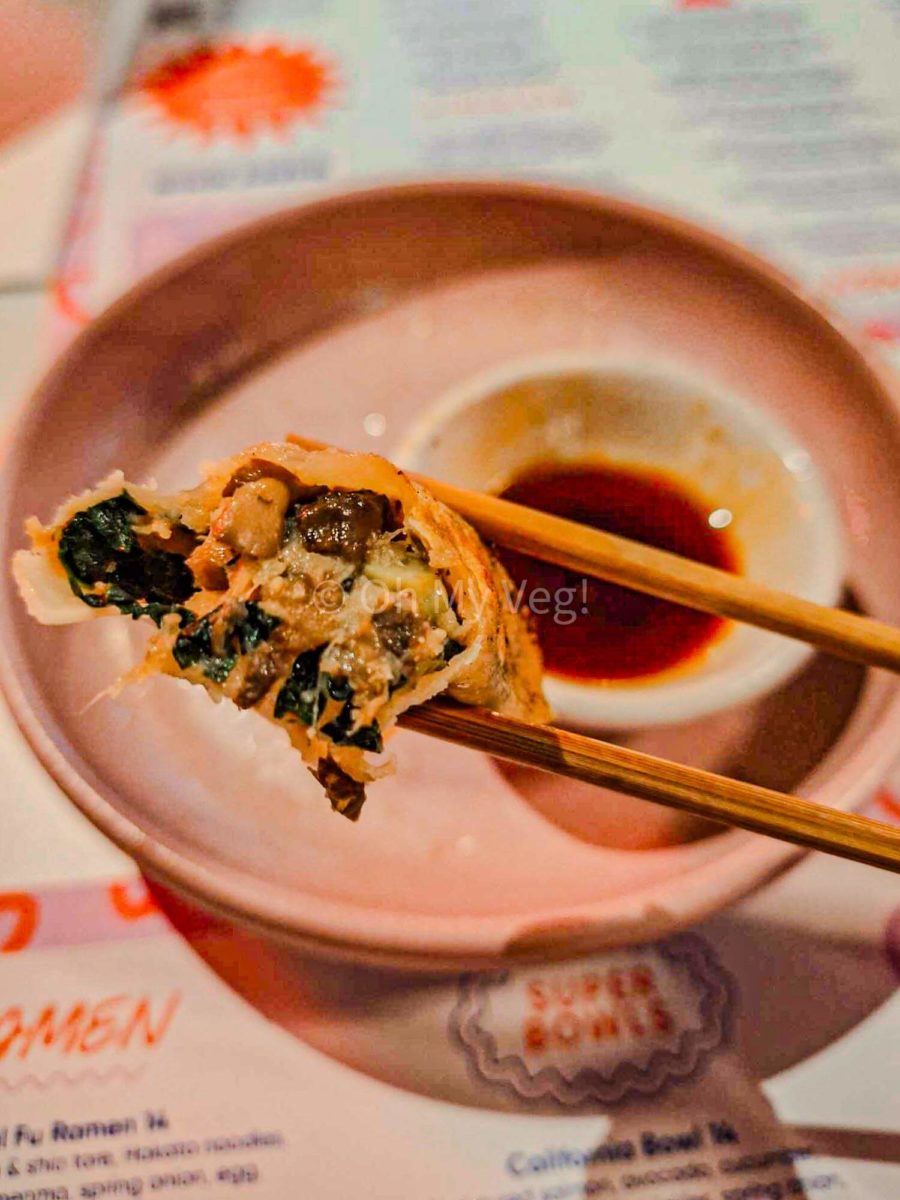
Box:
left=397, top=353, right=845, bottom=729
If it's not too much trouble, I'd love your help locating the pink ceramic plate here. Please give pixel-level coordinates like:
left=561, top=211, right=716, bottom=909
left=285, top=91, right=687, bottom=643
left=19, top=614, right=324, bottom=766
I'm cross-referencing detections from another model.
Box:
left=1, top=181, right=899, bottom=969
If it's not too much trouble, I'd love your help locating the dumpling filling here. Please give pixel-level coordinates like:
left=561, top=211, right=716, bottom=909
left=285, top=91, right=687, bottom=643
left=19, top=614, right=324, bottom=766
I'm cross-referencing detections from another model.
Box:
left=14, top=442, right=550, bottom=819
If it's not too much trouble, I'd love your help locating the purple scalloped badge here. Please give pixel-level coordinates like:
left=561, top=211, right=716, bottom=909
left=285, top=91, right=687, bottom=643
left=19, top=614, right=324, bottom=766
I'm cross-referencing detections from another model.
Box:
left=450, top=934, right=733, bottom=1105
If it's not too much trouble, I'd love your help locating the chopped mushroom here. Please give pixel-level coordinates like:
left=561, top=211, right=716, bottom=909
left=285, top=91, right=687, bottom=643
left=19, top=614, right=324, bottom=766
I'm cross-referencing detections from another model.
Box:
left=218, top=477, right=292, bottom=559
left=293, top=490, right=391, bottom=564
left=313, top=757, right=366, bottom=821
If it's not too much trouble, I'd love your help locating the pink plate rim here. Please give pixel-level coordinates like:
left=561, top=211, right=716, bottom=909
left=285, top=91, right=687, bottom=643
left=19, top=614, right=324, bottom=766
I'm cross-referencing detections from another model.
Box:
left=2, top=177, right=900, bottom=969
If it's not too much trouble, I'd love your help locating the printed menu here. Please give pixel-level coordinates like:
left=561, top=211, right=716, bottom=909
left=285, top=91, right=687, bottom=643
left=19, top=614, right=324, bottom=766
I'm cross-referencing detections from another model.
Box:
left=4, top=1, right=900, bottom=1197
left=3, top=860, right=900, bottom=1199
left=53, top=0, right=900, bottom=360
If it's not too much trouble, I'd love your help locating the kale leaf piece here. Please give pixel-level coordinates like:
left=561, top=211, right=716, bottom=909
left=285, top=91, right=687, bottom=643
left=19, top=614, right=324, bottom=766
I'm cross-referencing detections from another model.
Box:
left=274, top=646, right=326, bottom=724
left=321, top=701, right=383, bottom=752
left=443, top=637, right=465, bottom=661
left=172, top=617, right=236, bottom=683
left=278, top=659, right=383, bottom=749
left=173, top=601, right=281, bottom=684
left=58, top=492, right=194, bottom=622
left=58, top=493, right=142, bottom=579
left=325, top=674, right=352, bottom=701
left=104, top=587, right=192, bottom=628
left=234, top=602, right=281, bottom=653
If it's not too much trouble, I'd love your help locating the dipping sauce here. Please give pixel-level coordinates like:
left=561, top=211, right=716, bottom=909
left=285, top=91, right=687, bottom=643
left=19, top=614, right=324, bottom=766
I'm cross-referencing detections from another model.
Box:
left=497, top=461, right=739, bottom=681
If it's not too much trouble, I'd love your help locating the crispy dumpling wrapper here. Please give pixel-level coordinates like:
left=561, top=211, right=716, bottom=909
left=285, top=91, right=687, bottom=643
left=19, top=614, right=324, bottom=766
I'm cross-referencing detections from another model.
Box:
left=14, top=442, right=549, bottom=818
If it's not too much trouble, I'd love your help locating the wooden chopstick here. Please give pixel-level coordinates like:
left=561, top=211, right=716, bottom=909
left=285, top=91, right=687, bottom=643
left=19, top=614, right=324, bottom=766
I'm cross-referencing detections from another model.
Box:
left=283, top=433, right=900, bottom=871
left=400, top=700, right=900, bottom=875
left=287, top=433, right=900, bottom=675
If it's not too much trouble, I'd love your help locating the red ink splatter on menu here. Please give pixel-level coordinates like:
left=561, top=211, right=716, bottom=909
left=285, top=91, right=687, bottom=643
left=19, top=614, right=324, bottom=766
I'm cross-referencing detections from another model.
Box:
left=875, top=787, right=900, bottom=823
left=862, top=319, right=900, bottom=344
left=52, top=270, right=92, bottom=326
left=109, top=879, right=159, bottom=921
left=0, top=892, right=39, bottom=953
left=139, top=43, right=337, bottom=139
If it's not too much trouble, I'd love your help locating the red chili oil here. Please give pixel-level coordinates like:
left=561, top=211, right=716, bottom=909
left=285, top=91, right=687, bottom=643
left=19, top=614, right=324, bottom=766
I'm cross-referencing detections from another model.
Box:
left=496, top=461, right=739, bottom=681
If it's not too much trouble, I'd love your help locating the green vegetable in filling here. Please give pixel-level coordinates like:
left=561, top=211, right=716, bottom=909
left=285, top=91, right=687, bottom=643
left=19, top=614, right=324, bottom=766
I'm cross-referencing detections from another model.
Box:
left=273, top=653, right=382, bottom=751
left=173, top=600, right=281, bottom=684
left=172, top=618, right=236, bottom=684
left=325, top=674, right=352, bottom=701
left=321, top=702, right=383, bottom=752
left=58, top=492, right=194, bottom=624
left=443, top=637, right=465, bottom=661
left=273, top=646, right=325, bottom=724
left=233, top=602, right=281, bottom=653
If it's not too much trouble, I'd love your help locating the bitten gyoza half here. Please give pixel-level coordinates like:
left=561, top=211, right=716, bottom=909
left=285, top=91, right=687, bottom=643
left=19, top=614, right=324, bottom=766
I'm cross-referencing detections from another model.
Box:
left=13, top=442, right=549, bottom=818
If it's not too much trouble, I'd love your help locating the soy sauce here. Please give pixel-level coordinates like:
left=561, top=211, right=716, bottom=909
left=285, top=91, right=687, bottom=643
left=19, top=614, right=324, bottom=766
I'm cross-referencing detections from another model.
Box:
left=497, top=461, right=739, bottom=681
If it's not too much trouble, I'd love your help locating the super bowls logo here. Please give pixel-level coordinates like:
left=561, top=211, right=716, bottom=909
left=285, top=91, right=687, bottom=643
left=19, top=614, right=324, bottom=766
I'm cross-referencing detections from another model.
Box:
left=450, top=934, right=733, bottom=1105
